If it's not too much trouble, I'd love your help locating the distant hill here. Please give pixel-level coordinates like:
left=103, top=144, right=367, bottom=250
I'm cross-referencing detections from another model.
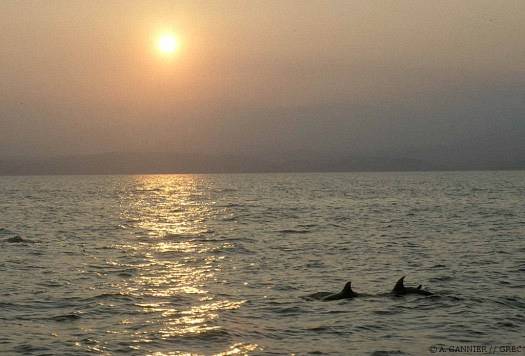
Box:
left=0, top=151, right=523, bottom=175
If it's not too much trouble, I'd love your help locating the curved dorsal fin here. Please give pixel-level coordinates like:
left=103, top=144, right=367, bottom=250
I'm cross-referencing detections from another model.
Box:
left=393, top=276, right=405, bottom=291
left=342, top=281, right=353, bottom=295
left=417, top=285, right=422, bottom=289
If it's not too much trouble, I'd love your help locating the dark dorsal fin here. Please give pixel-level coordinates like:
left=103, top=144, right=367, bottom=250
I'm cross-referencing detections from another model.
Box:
left=417, top=285, right=422, bottom=289
left=393, top=276, right=406, bottom=292
left=342, top=281, right=353, bottom=295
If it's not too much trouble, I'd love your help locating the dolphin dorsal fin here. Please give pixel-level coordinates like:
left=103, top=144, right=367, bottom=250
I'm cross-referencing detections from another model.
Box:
left=393, top=276, right=405, bottom=292
left=417, top=285, right=422, bottom=289
left=342, top=281, right=353, bottom=295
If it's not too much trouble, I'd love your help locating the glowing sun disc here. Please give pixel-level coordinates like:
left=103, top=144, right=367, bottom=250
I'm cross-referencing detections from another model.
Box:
left=157, top=34, right=179, bottom=53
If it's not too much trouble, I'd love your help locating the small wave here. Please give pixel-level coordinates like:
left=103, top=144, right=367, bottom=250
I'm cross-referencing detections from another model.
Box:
left=370, top=351, right=407, bottom=356
left=170, top=327, right=230, bottom=341
left=305, top=325, right=331, bottom=332
left=354, top=324, right=387, bottom=332
left=214, top=188, right=238, bottom=193
left=188, top=236, right=250, bottom=243
left=49, top=313, right=82, bottom=322
left=297, top=223, right=318, bottom=228
left=306, top=261, right=324, bottom=268
left=431, top=264, right=447, bottom=269
left=163, top=230, right=215, bottom=240
left=217, top=202, right=242, bottom=208
left=326, top=310, right=349, bottom=314
left=429, top=275, right=453, bottom=282
left=278, top=229, right=311, bottom=234
left=372, top=309, right=400, bottom=316
left=13, top=344, right=51, bottom=354
left=118, top=271, right=134, bottom=278
left=39, top=281, right=63, bottom=288
left=134, top=188, right=163, bottom=192
left=439, top=295, right=463, bottom=302
left=496, top=321, right=516, bottom=328
left=497, top=296, right=525, bottom=309
left=0, top=302, right=18, bottom=309
left=84, top=292, right=135, bottom=302
left=274, top=306, right=306, bottom=315
left=273, top=284, right=299, bottom=291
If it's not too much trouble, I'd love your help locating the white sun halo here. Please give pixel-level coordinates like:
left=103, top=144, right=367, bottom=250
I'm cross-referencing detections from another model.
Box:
left=157, top=34, right=179, bottom=53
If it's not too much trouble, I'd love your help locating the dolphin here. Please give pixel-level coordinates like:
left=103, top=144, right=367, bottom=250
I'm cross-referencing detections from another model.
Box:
left=391, top=276, right=432, bottom=296
left=323, top=281, right=359, bottom=301
left=303, top=281, right=359, bottom=301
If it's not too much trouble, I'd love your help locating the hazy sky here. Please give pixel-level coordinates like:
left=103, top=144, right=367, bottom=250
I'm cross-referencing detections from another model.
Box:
left=1, top=1, right=524, bottom=164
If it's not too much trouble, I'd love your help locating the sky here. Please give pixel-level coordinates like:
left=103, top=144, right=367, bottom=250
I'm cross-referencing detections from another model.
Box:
left=1, top=0, right=524, bottom=167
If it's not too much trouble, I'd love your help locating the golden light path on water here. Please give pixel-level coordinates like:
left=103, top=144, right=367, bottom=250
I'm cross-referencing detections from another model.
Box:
left=115, top=175, right=259, bottom=354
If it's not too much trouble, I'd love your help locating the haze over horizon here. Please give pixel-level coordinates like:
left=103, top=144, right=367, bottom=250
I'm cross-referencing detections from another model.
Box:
left=1, top=1, right=524, bottom=172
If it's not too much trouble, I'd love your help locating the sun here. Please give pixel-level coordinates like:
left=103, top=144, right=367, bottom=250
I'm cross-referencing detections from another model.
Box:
left=157, top=34, right=179, bottom=54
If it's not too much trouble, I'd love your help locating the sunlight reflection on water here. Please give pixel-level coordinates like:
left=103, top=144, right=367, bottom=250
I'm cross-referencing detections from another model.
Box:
left=116, top=175, right=254, bottom=353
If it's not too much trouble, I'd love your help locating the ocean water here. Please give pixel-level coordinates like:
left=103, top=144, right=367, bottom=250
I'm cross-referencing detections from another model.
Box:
left=0, top=172, right=524, bottom=355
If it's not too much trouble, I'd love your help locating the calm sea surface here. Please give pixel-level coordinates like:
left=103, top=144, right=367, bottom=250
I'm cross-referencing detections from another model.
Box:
left=1, top=172, right=524, bottom=355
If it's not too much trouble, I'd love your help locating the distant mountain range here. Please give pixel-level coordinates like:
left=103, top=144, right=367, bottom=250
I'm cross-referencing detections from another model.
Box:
left=0, top=151, right=523, bottom=175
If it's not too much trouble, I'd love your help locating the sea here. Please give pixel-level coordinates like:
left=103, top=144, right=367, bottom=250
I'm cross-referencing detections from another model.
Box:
left=0, top=172, right=524, bottom=355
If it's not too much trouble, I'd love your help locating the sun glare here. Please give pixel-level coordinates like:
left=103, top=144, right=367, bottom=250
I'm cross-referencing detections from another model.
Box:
left=157, top=34, right=179, bottom=54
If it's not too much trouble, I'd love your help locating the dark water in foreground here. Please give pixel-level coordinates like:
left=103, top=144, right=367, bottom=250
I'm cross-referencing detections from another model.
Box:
left=1, top=172, right=524, bottom=355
